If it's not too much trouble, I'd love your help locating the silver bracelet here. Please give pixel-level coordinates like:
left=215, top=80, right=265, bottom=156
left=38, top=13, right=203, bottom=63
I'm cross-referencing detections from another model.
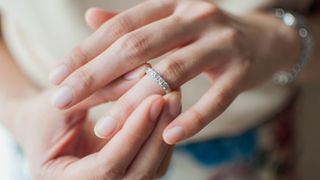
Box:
left=272, top=8, right=314, bottom=86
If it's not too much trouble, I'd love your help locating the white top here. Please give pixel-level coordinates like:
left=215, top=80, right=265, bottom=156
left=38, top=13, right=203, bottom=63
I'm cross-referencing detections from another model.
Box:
left=0, top=0, right=303, bottom=142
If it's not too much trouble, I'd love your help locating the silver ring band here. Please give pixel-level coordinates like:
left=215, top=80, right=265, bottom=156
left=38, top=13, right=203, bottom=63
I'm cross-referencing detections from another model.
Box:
left=145, top=67, right=172, bottom=94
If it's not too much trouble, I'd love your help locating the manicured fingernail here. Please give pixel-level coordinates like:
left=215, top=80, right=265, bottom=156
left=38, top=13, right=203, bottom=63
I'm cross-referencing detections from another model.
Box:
left=94, top=116, right=117, bottom=138
left=123, top=65, right=148, bottom=80
left=167, top=95, right=181, bottom=117
left=150, top=98, right=164, bottom=121
left=49, top=65, right=69, bottom=85
left=51, top=86, right=73, bottom=108
left=163, top=126, right=184, bottom=144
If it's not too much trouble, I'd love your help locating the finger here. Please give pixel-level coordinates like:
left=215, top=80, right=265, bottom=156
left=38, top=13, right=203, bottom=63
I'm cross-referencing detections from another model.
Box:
left=59, top=96, right=164, bottom=180
left=73, top=65, right=148, bottom=110
left=94, top=95, right=165, bottom=179
left=156, top=148, right=174, bottom=178
left=93, top=39, right=211, bottom=138
left=85, top=8, right=117, bottom=30
left=94, top=76, right=163, bottom=139
left=51, top=13, right=198, bottom=109
left=126, top=92, right=181, bottom=179
left=163, top=65, right=248, bottom=144
left=49, top=0, right=176, bottom=85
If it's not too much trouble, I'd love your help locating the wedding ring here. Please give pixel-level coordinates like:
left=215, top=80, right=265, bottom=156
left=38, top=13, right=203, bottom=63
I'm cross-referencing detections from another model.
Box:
left=145, top=67, right=172, bottom=94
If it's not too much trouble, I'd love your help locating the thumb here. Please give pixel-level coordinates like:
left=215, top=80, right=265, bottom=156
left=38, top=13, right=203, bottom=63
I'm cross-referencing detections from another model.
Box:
left=85, top=7, right=117, bottom=30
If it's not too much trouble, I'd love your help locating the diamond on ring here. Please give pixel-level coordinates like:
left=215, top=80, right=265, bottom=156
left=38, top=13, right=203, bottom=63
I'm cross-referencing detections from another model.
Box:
left=145, top=67, right=172, bottom=94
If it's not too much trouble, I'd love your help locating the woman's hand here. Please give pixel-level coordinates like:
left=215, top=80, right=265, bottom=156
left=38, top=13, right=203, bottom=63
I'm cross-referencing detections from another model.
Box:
left=49, top=0, right=301, bottom=144
left=14, top=89, right=181, bottom=180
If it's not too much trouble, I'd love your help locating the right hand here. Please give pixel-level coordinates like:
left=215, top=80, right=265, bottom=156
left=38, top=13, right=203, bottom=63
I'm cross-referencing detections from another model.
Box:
left=13, top=89, right=181, bottom=180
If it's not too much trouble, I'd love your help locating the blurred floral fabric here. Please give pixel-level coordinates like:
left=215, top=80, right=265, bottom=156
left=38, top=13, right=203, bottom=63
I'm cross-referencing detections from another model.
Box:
left=164, top=96, right=297, bottom=180
left=0, top=125, right=30, bottom=180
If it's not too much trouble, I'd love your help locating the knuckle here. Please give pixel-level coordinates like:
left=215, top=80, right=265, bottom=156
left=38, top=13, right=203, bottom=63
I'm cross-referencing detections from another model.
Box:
left=175, top=0, right=220, bottom=22
left=215, top=88, right=233, bottom=112
left=222, top=28, right=250, bottom=63
left=212, top=28, right=244, bottom=58
left=73, top=69, right=94, bottom=92
left=116, top=97, right=135, bottom=117
left=236, top=58, right=253, bottom=76
left=91, top=91, right=110, bottom=104
left=126, top=172, right=153, bottom=180
left=150, top=0, right=176, bottom=7
left=197, top=1, right=220, bottom=15
left=108, top=15, right=134, bottom=38
left=194, top=1, right=220, bottom=18
left=99, top=168, right=125, bottom=180
left=66, top=46, right=88, bottom=68
left=224, top=28, right=242, bottom=47
left=96, top=154, right=126, bottom=180
left=157, top=58, right=186, bottom=89
left=171, top=13, right=187, bottom=25
left=189, top=108, right=207, bottom=130
left=118, top=32, right=149, bottom=59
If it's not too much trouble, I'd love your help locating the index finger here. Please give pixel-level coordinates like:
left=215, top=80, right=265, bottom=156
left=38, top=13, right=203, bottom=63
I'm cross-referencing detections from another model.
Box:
left=49, top=0, right=175, bottom=85
left=61, top=95, right=164, bottom=180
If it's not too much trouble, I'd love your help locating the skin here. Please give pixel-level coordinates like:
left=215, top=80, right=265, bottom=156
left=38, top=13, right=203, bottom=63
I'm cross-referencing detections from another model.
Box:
left=0, top=0, right=319, bottom=178
left=18, top=92, right=181, bottom=180
left=0, top=14, right=180, bottom=179
left=48, top=0, right=320, bottom=144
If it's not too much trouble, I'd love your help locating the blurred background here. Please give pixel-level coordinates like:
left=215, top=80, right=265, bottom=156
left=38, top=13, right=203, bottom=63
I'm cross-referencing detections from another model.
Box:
left=297, top=85, right=320, bottom=179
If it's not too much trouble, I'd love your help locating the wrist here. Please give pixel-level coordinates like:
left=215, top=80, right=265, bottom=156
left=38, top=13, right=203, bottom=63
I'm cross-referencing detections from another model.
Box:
left=0, top=98, right=23, bottom=133
left=241, top=11, right=302, bottom=85
left=256, top=11, right=301, bottom=68
left=0, top=93, right=40, bottom=143
left=2, top=99, right=31, bottom=141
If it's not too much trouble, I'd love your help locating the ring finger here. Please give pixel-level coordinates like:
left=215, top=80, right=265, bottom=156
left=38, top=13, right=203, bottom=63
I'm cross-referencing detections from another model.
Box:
left=125, top=91, right=181, bottom=179
left=49, top=0, right=176, bottom=85
left=94, top=38, right=212, bottom=139
left=51, top=14, right=199, bottom=109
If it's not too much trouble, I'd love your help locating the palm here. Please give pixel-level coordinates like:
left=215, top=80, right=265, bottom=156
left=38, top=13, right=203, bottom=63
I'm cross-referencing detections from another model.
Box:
left=20, top=93, right=106, bottom=178
left=39, top=112, right=106, bottom=168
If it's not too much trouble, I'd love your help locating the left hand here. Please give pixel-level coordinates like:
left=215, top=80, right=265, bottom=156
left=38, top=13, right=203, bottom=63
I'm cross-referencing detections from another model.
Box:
left=15, top=90, right=180, bottom=180
left=49, top=0, right=300, bottom=144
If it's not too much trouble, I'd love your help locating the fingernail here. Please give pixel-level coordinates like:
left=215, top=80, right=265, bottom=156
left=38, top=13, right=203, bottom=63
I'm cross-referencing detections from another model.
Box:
left=163, top=126, right=184, bottom=144
left=150, top=98, right=164, bottom=122
left=123, top=65, right=148, bottom=80
left=51, top=86, right=73, bottom=108
left=94, top=116, right=117, bottom=138
left=167, top=94, right=181, bottom=117
left=49, top=65, right=69, bottom=85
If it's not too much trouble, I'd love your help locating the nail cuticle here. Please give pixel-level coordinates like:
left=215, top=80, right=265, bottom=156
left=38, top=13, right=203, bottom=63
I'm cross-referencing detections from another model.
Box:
left=49, top=65, right=69, bottom=84
left=51, top=86, right=73, bottom=108
left=94, top=116, right=117, bottom=138
left=164, top=126, right=184, bottom=144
